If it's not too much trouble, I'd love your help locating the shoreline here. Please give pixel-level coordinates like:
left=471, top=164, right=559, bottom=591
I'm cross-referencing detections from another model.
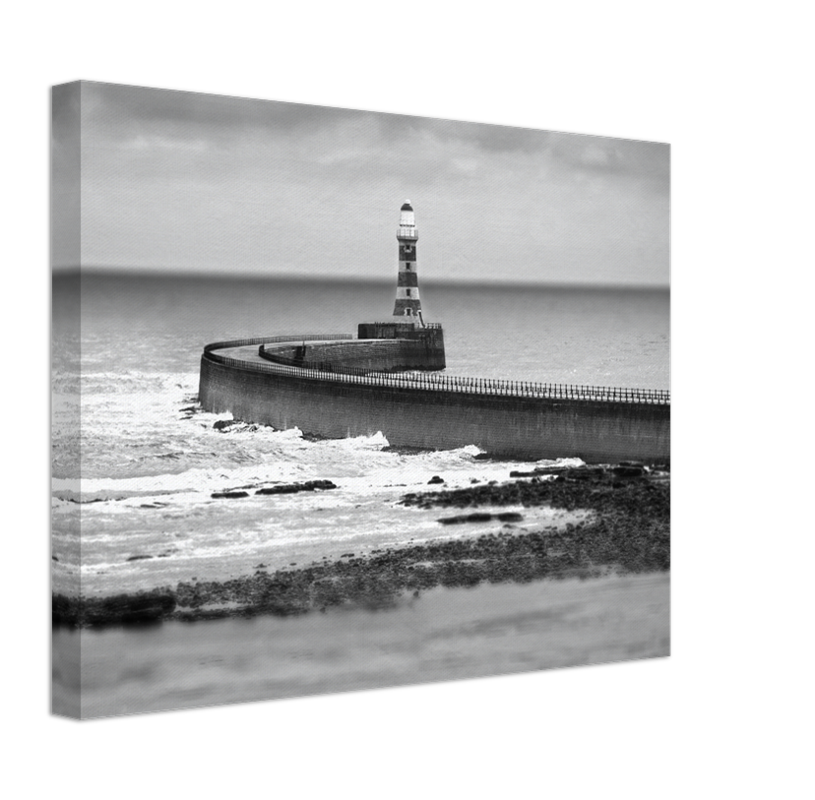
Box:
left=53, top=463, right=669, bottom=628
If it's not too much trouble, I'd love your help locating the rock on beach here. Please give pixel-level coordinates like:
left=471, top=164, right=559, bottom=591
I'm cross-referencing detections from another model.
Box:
left=52, top=463, right=668, bottom=628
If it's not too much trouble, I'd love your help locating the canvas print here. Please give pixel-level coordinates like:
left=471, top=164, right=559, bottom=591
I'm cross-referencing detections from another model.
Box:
left=51, top=81, right=670, bottom=719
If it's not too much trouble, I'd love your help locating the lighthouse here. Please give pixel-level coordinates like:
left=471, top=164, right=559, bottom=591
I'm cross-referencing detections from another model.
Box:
left=392, top=200, right=422, bottom=321
left=356, top=200, right=445, bottom=369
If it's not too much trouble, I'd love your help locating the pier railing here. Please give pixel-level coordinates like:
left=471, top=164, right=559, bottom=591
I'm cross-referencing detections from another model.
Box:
left=203, top=336, right=670, bottom=406
left=203, top=334, right=352, bottom=355
left=360, top=321, right=443, bottom=330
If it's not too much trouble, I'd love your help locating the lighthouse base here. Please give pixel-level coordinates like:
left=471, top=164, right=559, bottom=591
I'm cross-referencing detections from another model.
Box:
left=357, top=322, right=446, bottom=371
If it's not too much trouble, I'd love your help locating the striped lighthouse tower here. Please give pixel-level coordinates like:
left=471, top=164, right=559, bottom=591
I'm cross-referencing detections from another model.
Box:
left=392, top=200, right=423, bottom=322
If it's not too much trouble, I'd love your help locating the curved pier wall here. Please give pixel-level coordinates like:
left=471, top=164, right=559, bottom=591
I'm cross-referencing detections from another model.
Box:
left=260, top=339, right=445, bottom=372
left=200, top=355, right=670, bottom=464
left=358, top=323, right=446, bottom=369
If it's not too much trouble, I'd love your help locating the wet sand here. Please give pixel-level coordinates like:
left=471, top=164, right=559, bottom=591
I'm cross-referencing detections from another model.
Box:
left=53, top=572, right=669, bottom=718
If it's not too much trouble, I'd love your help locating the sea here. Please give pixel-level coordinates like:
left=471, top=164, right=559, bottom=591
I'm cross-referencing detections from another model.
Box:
left=51, top=272, right=670, bottom=717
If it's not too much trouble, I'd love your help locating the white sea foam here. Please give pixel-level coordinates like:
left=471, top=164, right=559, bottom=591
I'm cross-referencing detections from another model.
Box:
left=534, top=457, right=585, bottom=469
left=51, top=436, right=570, bottom=502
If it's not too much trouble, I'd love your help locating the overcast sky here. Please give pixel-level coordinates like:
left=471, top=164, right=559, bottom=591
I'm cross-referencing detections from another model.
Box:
left=53, top=81, right=669, bottom=287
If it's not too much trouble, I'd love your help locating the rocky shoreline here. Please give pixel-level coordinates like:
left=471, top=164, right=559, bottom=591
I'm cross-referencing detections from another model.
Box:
left=52, top=463, right=669, bottom=628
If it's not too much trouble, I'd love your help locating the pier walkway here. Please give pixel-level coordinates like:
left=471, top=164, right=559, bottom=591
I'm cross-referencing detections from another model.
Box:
left=205, top=336, right=670, bottom=407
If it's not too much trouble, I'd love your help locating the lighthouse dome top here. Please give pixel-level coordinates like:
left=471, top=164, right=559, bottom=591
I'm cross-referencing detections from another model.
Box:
left=400, top=201, right=413, bottom=211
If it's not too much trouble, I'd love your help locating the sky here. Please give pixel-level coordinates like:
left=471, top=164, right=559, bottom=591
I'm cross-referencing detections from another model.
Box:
left=53, top=81, right=669, bottom=287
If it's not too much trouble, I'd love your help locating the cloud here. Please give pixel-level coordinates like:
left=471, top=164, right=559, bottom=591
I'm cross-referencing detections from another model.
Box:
left=581, top=143, right=610, bottom=166
left=81, top=80, right=667, bottom=188
left=375, top=113, right=554, bottom=154
left=125, top=134, right=209, bottom=152
left=82, top=81, right=364, bottom=147
left=539, top=133, right=668, bottom=187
